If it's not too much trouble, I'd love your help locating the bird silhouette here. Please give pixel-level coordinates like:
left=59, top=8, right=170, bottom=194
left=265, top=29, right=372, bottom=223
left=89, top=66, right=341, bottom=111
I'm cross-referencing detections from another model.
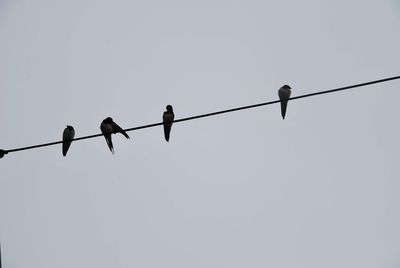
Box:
left=62, top=125, right=75, bottom=156
left=162, top=105, right=174, bottom=142
left=100, top=117, right=130, bottom=153
left=278, top=85, right=292, bottom=119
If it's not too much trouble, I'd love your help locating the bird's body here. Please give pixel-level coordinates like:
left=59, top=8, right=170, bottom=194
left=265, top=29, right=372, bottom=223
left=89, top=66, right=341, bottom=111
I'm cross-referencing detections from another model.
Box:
left=278, top=85, right=292, bottom=119
left=100, top=117, right=130, bottom=153
left=62, top=125, right=75, bottom=156
left=163, top=105, right=174, bottom=142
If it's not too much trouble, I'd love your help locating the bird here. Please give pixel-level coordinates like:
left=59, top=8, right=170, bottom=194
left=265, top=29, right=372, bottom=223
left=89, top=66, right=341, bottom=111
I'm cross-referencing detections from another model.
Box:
left=100, top=117, right=130, bottom=153
left=278, top=85, right=292, bottom=119
left=162, top=105, right=174, bottom=142
left=62, top=125, right=75, bottom=156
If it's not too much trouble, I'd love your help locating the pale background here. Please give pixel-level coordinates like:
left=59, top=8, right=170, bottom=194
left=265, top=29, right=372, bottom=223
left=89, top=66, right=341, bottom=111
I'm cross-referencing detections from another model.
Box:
left=1, top=0, right=400, bottom=267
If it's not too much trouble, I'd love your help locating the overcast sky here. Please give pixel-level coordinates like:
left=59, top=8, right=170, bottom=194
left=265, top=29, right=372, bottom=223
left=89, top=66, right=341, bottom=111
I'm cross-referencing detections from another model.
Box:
left=1, top=0, right=400, bottom=267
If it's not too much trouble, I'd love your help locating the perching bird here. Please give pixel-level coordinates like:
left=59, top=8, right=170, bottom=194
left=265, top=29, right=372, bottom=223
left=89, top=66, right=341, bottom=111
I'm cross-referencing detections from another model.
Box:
left=278, top=85, right=292, bottom=119
left=100, top=117, right=130, bottom=154
left=62, top=125, right=75, bottom=156
left=163, top=105, right=174, bottom=142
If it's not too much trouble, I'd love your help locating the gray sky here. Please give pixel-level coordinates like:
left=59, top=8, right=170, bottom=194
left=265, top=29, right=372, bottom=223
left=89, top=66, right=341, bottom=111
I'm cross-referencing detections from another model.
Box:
left=1, top=0, right=400, bottom=267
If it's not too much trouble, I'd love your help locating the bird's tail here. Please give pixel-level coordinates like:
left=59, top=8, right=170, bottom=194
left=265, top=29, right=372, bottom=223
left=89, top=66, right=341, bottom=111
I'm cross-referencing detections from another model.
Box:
left=164, top=123, right=171, bottom=142
left=62, top=141, right=71, bottom=156
left=104, top=135, right=114, bottom=154
left=280, top=100, right=288, bottom=120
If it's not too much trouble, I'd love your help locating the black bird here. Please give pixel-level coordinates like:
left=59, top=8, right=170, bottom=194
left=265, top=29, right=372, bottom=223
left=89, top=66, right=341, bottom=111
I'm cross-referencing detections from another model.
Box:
left=278, top=85, right=292, bottom=119
left=163, top=105, right=174, bottom=142
left=62, top=125, right=75, bottom=156
left=100, top=117, right=130, bottom=154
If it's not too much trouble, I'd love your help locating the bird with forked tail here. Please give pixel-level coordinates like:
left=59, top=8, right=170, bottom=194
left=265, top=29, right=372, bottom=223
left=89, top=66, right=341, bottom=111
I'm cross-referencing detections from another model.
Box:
left=100, top=117, right=130, bottom=154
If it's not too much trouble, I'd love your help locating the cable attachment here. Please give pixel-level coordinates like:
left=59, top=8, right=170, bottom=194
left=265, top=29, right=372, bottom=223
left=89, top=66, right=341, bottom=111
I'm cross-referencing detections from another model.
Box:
left=0, top=149, right=8, bottom=159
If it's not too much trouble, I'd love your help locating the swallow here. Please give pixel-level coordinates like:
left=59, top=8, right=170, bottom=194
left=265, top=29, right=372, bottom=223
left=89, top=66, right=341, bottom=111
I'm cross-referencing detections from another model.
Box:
left=163, top=105, right=175, bottom=142
left=62, top=125, right=75, bottom=156
left=278, top=85, right=292, bottom=119
left=100, top=117, right=130, bottom=153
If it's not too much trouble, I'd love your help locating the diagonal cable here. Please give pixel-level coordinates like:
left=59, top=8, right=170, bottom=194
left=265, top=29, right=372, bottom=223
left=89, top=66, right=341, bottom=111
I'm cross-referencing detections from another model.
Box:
left=1, top=75, right=399, bottom=158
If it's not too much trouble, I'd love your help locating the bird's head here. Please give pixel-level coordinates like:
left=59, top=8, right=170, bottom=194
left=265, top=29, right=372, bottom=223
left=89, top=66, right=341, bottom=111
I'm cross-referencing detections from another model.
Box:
left=104, top=117, right=113, bottom=123
left=166, top=105, right=173, bottom=112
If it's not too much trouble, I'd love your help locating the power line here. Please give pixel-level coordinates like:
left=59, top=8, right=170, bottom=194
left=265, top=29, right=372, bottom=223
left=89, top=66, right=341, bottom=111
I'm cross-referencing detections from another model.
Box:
left=1, top=75, right=399, bottom=158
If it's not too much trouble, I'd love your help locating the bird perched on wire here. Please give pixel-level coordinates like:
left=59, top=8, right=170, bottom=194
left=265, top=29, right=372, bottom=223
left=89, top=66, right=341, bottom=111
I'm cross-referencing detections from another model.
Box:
left=278, top=85, right=292, bottom=119
left=62, top=125, right=75, bottom=156
left=163, top=105, right=175, bottom=142
left=100, top=117, right=130, bottom=154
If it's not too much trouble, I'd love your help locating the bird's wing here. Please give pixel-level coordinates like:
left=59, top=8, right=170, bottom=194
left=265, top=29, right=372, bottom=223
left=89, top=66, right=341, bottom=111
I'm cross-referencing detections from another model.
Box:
left=112, top=123, right=130, bottom=139
left=278, top=88, right=291, bottom=100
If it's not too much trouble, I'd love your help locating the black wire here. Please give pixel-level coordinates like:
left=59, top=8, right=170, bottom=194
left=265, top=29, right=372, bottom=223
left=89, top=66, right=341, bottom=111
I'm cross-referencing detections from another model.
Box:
left=2, top=75, right=400, bottom=156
